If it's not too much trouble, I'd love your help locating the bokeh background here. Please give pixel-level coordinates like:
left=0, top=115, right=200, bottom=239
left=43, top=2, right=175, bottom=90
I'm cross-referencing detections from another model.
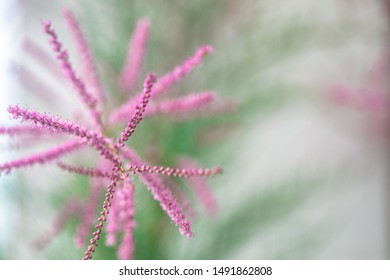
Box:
left=0, top=0, right=389, bottom=259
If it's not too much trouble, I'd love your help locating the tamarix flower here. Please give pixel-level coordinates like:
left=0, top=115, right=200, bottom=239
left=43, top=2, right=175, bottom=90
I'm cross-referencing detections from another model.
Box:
left=1, top=10, right=223, bottom=260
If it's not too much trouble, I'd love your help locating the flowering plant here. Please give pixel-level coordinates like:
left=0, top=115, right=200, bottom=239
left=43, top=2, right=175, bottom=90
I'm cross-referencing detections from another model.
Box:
left=1, top=10, right=222, bottom=260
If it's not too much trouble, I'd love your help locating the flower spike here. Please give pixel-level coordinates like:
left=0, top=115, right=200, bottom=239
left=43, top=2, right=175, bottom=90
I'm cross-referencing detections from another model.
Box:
left=144, top=91, right=216, bottom=117
left=64, top=10, right=106, bottom=102
left=117, top=176, right=136, bottom=259
left=110, top=45, right=214, bottom=124
left=42, top=20, right=103, bottom=130
left=83, top=166, right=121, bottom=260
left=127, top=164, right=222, bottom=178
left=105, top=188, right=120, bottom=246
left=57, top=161, right=222, bottom=179
left=180, top=157, right=219, bottom=215
left=117, top=73, right=156, bottom=146
left=7, top=105, right=120, bottom=167
left=150, top=45, right=213, bottom=98
left=119, top=18, right=150, bottom=93
left=75, top=175, right=105, bottom=248
left=0, top=140, right=83, bottom=175
left=121, top=146, right=193, bottom=238
left=57, top=161, right=111, bottom=178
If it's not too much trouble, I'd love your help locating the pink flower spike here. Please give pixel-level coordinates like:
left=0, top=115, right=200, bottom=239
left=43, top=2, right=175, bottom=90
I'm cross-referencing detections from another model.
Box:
left=119, top=18, right=150, bottom=93
left=109, top=45, right=214, bottom=124
left=121, top=146, right=193, bottom=238
left=151, top=45, right=214, bottom=98
left=64, top=10, right=106, bottom=102
left=42, top=20, right=103, bottom=131
left=179, top=157, right=219, bottom=215
left=105, top=185, right=120, bottom=246
left=57, top=161, right=111, bottom=178
left=7, top=105, right=120, bottom=167
left=168, top=181, right=198, bottom=220
left=117, top=176, right=136, bottom=260
left=126, top=164, right=222, bottom=178
left=117, top=73, right=156, bottom=146
left=0, top=140, right=83, bottom=176
left=55, top=160, right=222, bottom=179
left=75, top=174, right=105, bottom=248
left=144, top=91, right=216, bottom=117
left=83, top=166, right=121, bottom=260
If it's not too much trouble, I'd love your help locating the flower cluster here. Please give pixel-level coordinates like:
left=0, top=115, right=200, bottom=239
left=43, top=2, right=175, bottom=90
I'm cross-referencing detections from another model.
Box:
left=1, top=10, right=222, bottom=259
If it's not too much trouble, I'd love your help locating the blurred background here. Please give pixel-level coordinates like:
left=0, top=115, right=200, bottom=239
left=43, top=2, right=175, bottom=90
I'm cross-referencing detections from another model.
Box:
left=0, top=0, right=389, bottom=259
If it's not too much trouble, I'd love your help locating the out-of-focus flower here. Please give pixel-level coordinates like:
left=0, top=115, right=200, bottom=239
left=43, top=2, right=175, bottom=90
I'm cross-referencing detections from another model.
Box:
left=328, top=53, right=390, bottom=137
